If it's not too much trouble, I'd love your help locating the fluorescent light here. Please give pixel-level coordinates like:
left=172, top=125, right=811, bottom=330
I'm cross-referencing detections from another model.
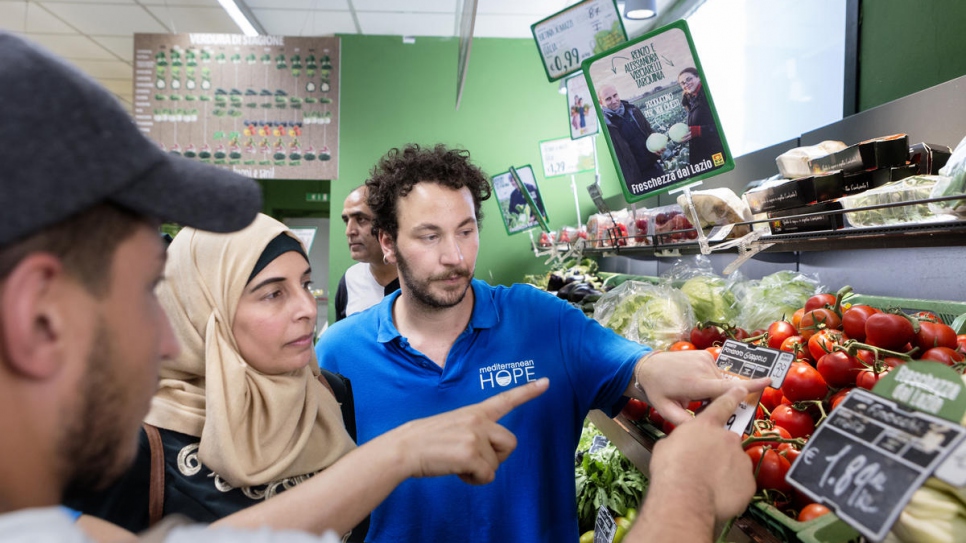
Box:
left=218, top=0, right=259, bottom=36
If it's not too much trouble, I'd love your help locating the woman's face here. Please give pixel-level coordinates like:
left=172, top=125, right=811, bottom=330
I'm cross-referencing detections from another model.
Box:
left=233, top=251, right=317, bottom=375
left=678, top=72, right=700, bottom=95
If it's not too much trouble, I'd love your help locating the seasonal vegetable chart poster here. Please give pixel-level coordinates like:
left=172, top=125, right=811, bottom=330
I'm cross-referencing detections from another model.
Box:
left=133, top=33, right=339, bottom=180
left=583, top=20, right=732, bottom=203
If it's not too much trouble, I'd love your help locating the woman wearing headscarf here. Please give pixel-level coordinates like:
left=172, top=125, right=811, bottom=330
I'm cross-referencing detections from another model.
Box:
left=65, top=213, right=547, bottom=541
left=677, top=67, right=725, bottom=168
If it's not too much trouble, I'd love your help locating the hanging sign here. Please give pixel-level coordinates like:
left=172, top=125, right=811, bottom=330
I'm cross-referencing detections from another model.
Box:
left=493, top=165, right=549, bottom=235
left=566, top=72, right=599, bottom=139
left=133, top=33, right=340, bottom=180
left=786, top=388, right=966, bottom=542
left=539, top=136, right=596, bottom=178
left=583, top=20, right=733, bottom=203
left=531, top=0, right=627, bottom=82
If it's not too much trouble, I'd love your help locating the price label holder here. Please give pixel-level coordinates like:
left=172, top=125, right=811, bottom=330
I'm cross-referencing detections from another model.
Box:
left=531, top=0, right=627, bottom=82
left=715, top=339, right=794, bottom=434
left=786, top=388, right=966, bottom=542
left=593, top=506, right=617, bottom=543
left=587, top=182, right=611, bottom=214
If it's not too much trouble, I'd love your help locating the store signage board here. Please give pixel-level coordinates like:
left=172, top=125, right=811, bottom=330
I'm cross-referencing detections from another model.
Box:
left=715, top=339, right=793, bottom=435
left=531, top=0, right=627, bottom=82
left=539, top=136, right=596, bottom=178
left=566, top=73, right=599, bottom=139
left=133, top=33, right=340, bottom=180
left=492, top=165, right=549, bottom=235
left=787, top=388, right=966, bottom=542
left=872, top=361, right=966, bottom=425
left=582, top=20, right=733, bottom=203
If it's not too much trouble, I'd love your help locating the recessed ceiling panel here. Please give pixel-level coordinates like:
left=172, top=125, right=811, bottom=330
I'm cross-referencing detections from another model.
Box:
left=89, top=35, right=135, bottom=62
left=353, top=0, right=456, bottom=13
left=476, top=0, right=569, bottom=15
left=254, top=8, right=357, bottom=36
left=145, top=6, right=240, bottom=34
left=357, top=11, right=454, bottom=36
left=0, top=2, right=75, bottom=33
left=71, top=58, right=133, bottom=79
left=27, top=34, right=117, bottom=60
left=474, top=13, right=542, bottom=38
left=41, top=3, right=169, bottom=35
left=245, top=0, right=349, bottom=9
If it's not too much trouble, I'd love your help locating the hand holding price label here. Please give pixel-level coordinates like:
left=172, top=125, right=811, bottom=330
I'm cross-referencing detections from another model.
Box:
left=715, top=339, right=795, bottom=435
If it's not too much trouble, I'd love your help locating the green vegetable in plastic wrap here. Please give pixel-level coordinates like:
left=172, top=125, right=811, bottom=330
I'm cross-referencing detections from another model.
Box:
left=736, top=270, right=821, bottom=332
left=593, top=281, right=693, bottom=350
left=930, top=134, right=966, bottom=217
left=680, top=275, right=739, bottom=324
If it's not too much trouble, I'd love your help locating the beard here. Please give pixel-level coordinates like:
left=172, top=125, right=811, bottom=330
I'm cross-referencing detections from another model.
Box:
left=394, top=244, right=473, bottom=309
left=61, top=319, right=141, bottom=499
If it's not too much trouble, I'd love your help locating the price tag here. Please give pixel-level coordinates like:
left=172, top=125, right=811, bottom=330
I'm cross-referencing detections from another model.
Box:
left=593, top=506, right=617, bottom=543
left=715, top=339, right=793, bottom=434
left=539, top=136, right=596, bottom=178
left=531, top=0, right=627, bottom=81
left=716, top=339, right=794, bottom=389
left=787, top=389, right=966, bottom=542
left=587, top=183, right=610, bottom=214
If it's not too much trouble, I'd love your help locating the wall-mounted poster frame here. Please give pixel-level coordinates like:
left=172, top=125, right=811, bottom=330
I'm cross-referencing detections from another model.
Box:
left=582, top=20, right=734, bottom=203
left=530, top=0, right=627, bottom=82
left=565, top=72, right=599, bottom=139
left=492, top=165, right=549, bottom=235
left=133, top=33, right=340, bottom=181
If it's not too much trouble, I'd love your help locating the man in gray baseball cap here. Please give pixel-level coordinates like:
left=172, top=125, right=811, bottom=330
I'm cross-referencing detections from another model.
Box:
left=0, top=31, right=261, bottom=539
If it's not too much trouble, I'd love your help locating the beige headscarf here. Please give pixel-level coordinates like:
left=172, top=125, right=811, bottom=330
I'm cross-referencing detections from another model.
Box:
left=145, top=213, right=356, bottom=488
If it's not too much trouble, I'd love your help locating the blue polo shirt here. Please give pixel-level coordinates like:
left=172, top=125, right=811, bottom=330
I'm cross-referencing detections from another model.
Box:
left=316, top=279, right=649, bottom=543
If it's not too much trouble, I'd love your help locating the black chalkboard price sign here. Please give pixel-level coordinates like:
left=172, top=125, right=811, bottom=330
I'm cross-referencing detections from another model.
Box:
left=787, top=389, right=966, bottom=541
left=716, top=339, right=794, bottom=388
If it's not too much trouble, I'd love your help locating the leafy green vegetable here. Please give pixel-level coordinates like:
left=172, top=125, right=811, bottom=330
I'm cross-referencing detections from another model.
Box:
left=680, top=275, right=739, bottom=324
left=575, top=423, right=647, bottom=533
left=594, top=281, right=693, bottom=350
left=736, top=270, right=821, bottom=331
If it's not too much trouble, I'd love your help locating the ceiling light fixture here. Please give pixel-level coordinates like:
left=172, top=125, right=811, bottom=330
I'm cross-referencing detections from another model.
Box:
left=624, top=0, right=657, bottom=20
left=218, top=0, right=259, bottom=36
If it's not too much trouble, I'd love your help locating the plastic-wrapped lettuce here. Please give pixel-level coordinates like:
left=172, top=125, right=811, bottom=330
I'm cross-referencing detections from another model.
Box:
left=929, top=134, right=966, bottom=217
left=680, top=275, right=739, bottom=324
left=593, top=280, right=694, bottom=350
left=735, top=270, right=822, bottom=332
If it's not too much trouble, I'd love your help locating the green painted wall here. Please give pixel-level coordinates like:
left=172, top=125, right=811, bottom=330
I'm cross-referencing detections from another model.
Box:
left=858, top=0, right=966, bottom=111
left=327, top=34, right=625, bottom=321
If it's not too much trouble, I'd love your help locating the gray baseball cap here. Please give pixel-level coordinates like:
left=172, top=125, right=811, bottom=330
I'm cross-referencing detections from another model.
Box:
left=0, top=32, right=262, bottom=246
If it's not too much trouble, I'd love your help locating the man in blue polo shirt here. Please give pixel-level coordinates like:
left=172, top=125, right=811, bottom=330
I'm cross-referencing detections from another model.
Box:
left=315, top=143, right=768, bottom=543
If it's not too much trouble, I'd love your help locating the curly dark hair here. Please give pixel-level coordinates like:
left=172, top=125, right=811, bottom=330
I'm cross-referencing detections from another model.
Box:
left=365, top=143, right=492, bottom=241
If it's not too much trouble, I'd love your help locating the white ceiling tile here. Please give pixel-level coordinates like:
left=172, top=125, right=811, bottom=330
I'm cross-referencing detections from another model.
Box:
left=254, top=9, right=357, bottom=36
left=474, top=13, right=541, bottom=38
left=357, top=11, right=454, bottom=36
left=89, top=35, right=135, bottom=61
left=95, top=77, right=134, bottom=96
left=353, top=0, right=455, bottom=13
left=476, top=0, right=570, bottom=15
left=41, top=3, right=169, bottom=35
left=34, top=0, right=136, bottom=4
left=142, top=0, right=222, bottom=6
left=245, top=0, right=348, bottom=9
left=26, top=34, right=117, bottom=60
left=144, top=6, right=240, bottom=34
left=70, top=58, right=133, bottom=79
left=0, top=2, right=75, bottom=33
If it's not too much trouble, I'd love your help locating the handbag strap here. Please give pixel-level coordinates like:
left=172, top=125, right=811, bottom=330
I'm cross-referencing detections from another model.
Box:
left=143, top=423, right=165, bottom=527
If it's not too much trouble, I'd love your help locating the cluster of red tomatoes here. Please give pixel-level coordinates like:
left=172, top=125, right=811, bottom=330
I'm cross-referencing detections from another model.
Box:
left=621, top=288, right=966, bottom=522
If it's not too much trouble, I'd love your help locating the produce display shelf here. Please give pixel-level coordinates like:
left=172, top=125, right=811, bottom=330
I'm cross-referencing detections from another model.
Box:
left=591, top=412, right=863, bottom=543
left=575, top=219, right=966, bottom=257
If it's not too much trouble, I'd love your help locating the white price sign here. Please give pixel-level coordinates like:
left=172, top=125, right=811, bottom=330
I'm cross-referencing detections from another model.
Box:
left=530, top=0, right=627, bottom=81
left=539, top=136, right=596, bottom=178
